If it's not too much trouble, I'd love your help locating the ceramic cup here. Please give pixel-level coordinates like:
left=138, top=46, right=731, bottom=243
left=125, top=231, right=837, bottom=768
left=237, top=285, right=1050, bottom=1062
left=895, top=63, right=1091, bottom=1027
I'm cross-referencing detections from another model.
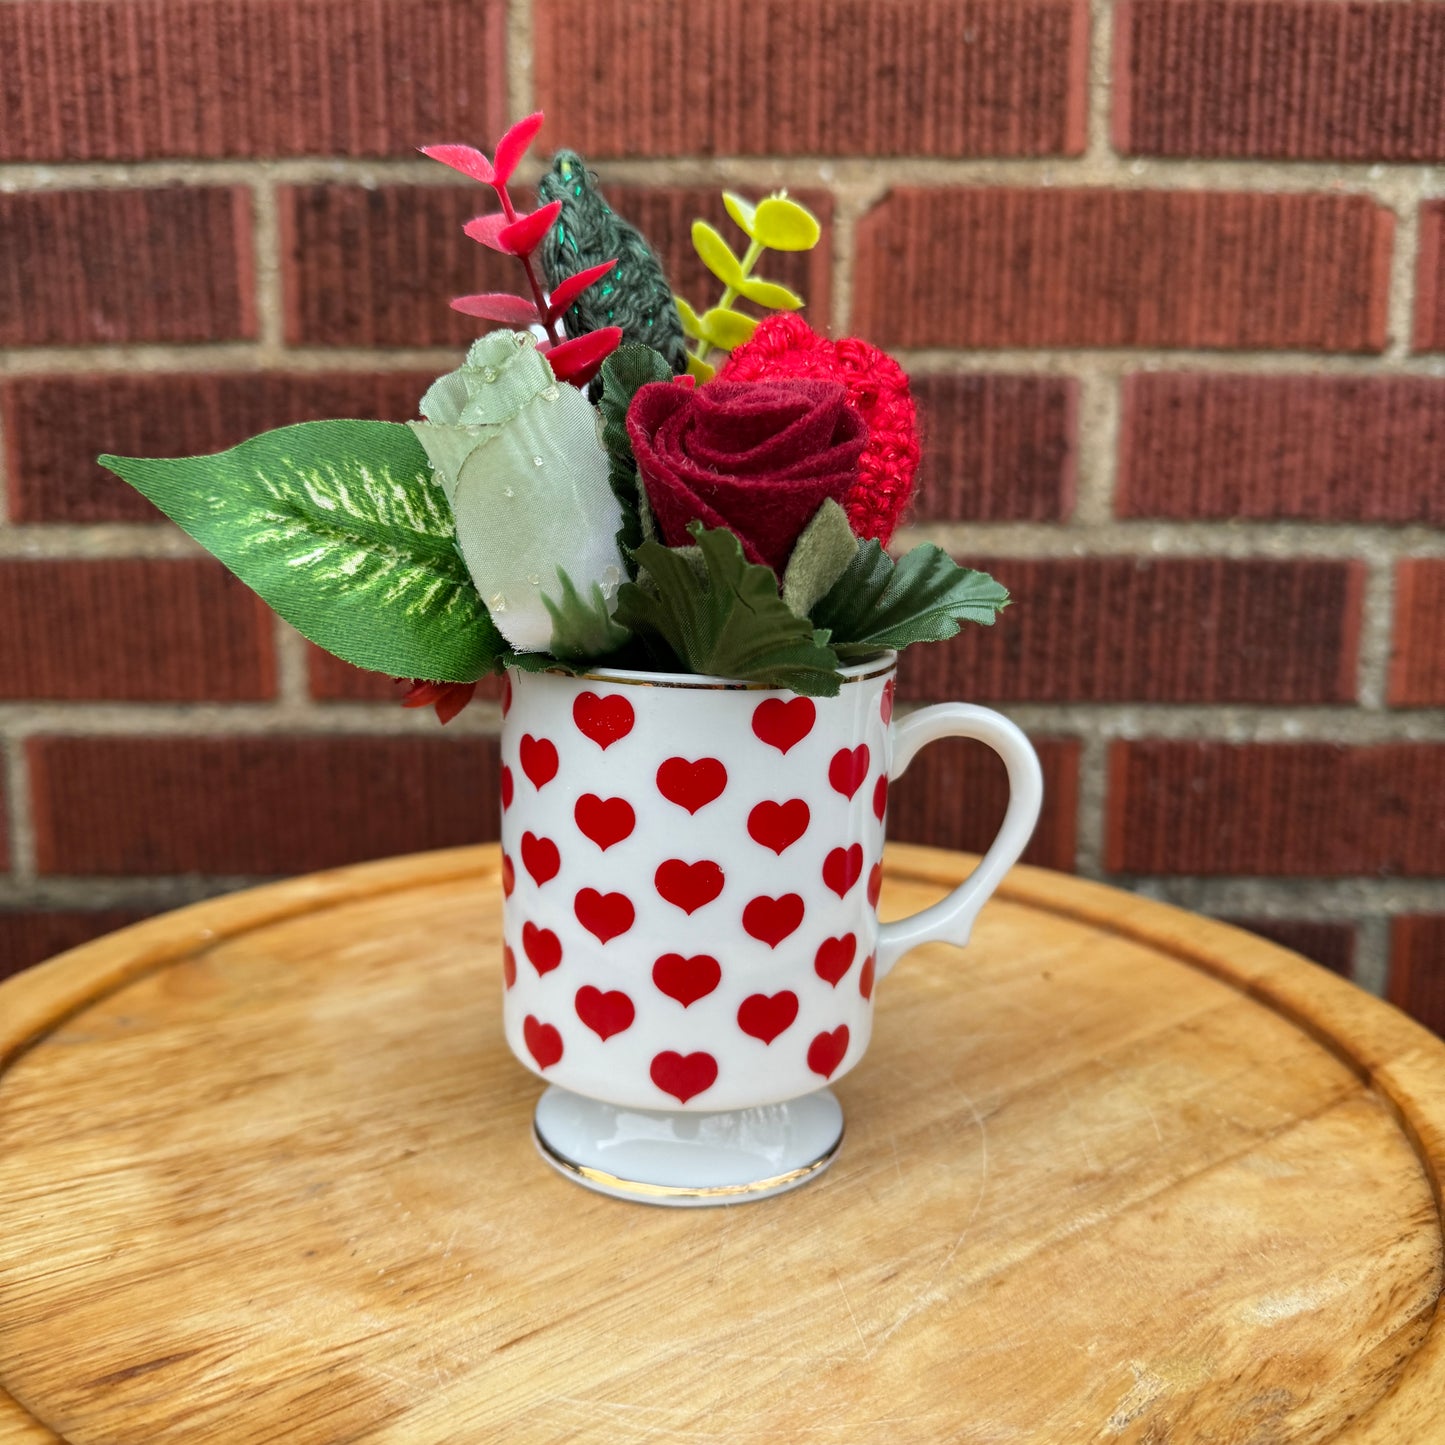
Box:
left=498, top=652, right=1042, bottom=1205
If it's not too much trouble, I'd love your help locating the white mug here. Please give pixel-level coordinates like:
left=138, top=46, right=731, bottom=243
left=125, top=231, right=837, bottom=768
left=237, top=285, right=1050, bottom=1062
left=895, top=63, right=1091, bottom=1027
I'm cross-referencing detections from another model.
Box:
left=498, top=653, right=1042, bottom=1203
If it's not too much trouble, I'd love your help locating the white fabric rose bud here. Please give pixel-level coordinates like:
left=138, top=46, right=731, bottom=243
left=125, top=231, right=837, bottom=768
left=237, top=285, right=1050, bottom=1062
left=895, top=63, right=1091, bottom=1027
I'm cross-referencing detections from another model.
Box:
left=410, top=331, right=626, bottom=652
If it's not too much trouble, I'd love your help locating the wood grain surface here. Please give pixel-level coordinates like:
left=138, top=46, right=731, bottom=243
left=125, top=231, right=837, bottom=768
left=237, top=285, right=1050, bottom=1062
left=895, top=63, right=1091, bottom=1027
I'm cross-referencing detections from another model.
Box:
left=1, top=844, right=1443, bottom=1444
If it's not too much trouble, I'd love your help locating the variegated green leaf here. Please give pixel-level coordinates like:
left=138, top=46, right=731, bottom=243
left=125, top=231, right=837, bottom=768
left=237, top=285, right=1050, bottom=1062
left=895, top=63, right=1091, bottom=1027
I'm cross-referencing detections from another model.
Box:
left=100, top=420, right=502, bottom=683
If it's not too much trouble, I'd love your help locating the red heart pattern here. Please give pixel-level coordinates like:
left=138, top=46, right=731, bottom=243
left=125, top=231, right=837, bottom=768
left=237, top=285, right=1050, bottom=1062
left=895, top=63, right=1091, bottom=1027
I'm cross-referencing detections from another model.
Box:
left=822, top=844, right=864, bottom=899
left=503, top=672, right=898, bottom=1099
left=737, top=990, right=799, bottom=1044
left=751, top=696, right=815, bottom=754
left=521, top=831, right=560, bottom=886
left=655, top=858, right=725, bottom=914
left=814, top=934, right=856, bottom=986
left=574, top=794, right=635, bottom=851
left=656, top=756, right=727, bottom=813
left=807, top=1025, right=850, bottom=1079
left=519, top=734, right=559, bottom=790
left=829, top=745, right=870, bottom=799
left=523, top=1014, right=563, bottom=1069
left=742, top=893, right=805, bottom=948
left=575, top=986, right=635, bottom=1041
left=522, top=921, right=562, bottom=975
left=651, top=1051, right=718, bottom=1103
left=653, top=953, right=722, bottom=1007
left=574, top=888, right=635, bottom=944
left=573, top=692, right=635, bottom=749
left=747, top=798, right=810, bottom=855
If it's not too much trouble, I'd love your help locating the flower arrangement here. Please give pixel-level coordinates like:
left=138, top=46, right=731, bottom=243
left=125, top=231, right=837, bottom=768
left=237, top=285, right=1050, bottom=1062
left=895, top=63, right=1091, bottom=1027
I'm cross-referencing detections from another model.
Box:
left=101, top=114, right=1008, bottom=720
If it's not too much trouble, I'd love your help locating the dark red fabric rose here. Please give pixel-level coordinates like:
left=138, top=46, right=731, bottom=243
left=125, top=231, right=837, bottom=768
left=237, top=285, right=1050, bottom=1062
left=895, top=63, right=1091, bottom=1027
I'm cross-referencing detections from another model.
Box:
left=719, top=314, right=920, bottom=546
left=626, top=378, right=866, bottom=576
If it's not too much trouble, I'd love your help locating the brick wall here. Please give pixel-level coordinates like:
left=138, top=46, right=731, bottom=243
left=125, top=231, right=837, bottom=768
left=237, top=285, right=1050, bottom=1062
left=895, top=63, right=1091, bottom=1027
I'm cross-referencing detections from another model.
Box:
left=1, top=0, right=1442, bottom=1025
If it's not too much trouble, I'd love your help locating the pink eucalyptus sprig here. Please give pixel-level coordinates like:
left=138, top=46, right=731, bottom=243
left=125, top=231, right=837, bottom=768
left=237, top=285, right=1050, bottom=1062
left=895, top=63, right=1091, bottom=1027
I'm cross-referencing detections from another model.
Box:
left=422, top=113, right=622, bottom=389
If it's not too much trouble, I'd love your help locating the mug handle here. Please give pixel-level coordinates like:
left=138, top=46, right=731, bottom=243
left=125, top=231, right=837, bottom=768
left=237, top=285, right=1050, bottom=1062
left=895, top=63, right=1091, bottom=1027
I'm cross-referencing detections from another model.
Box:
left=875, top=704, right=1044, bottom=980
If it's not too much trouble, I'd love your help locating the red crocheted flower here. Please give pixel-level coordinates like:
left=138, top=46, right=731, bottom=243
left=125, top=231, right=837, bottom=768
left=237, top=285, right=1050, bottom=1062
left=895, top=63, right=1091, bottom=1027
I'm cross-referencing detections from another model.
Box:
left=719, top=315, right=920, bottom=545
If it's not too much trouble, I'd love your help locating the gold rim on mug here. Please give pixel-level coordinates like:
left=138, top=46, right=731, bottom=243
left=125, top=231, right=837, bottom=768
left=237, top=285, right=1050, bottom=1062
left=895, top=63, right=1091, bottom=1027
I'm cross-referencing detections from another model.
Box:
left=531, top=1126, right=845, bottom=1199
left=570, top=650, right=898, bottom=691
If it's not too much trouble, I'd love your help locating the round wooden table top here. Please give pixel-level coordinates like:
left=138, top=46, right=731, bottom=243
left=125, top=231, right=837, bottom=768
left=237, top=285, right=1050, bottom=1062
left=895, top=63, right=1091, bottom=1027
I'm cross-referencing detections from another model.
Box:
left=2, top=844, right=1443, bottom=1445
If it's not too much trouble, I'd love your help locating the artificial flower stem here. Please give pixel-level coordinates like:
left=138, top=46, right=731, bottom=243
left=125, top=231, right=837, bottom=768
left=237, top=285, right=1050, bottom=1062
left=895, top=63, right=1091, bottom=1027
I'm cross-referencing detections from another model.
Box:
left=694, top=237, right=766, bottom=367
left=492, top=178, right=561, bottom=346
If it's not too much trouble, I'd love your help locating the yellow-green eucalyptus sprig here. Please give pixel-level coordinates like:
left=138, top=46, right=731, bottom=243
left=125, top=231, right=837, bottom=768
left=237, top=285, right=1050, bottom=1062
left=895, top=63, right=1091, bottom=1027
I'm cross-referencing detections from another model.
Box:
left=676, top=191, right=822, bottom=380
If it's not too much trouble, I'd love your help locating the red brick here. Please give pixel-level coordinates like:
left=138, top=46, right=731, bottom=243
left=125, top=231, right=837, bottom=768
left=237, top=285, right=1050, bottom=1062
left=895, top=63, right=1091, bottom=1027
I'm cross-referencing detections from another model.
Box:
left=535, top=0, right=1088, bottom=159
left=908, top=375, right=1076, bottom=523
left=0, top=560, right=274, bottom=702
left=1389, top=561, right=1445, bottom=708
left=605, top=187, right=834, bottom=343
left=899, top=558, right=1362, bottom=705
left=1416, top=202, right=1445, bottom=353
left=1115, top=0, right=1445, bottom=162
left=0, top=188, right=255, bottom=347
left=1224, top=919, right=1356, bottom=978
left=1117, top=374, right=1445, bottom=524
left=0, top=0, right=506, bottom=163
left=281, top=185, right=516, bottom=348
left=307, top=647, right=504, bottom=704
left=1389, top=916, right=1445, bottom=1036
left=853, top=189, right=1393, bottom=352
left=3, top=371, right=436, bottom=524
left=1106, top=742, right=1445, bottom=877
left=889, top=736, right=1078, bottom=873
left=30, top=735, right=502, bottom=876
left=0, top=909, right=153, bottom=983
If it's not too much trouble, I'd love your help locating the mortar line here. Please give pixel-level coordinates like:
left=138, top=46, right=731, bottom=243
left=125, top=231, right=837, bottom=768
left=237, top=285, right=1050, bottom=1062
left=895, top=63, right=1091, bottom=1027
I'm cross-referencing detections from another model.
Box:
left=1072, top=731, right=1110, bottom=878
left=1085, top=0, right=1114, bottom=164
left=506, top=0, right=535, bottom=124
left=1352, top=915, right=1391, bottom=997
left=272, top=619, right=314, bottom=710
left=7, top=345, right=1444, bottom=380
left=1384, top=180, right=1424, bottom=362
left=1, top=700, right=1441, bottom=742
left=2, top=735, right=36, bottom=883
left=1127, top=876, right=1445, bottom=921
left=249, top=176, right=285, bottom=356
left=1355, top=558, right=1396, bottom=712
left=0, top=156, right=1439, bottom=194
left=1069, top=370, right=1120, bottom=526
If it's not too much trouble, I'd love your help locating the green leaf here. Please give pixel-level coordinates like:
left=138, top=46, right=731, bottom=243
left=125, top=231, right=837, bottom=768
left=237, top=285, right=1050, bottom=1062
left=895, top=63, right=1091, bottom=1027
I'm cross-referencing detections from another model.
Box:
left=685, top=353, right=717, bottom=382
left=674, top=295, right=706, bottom=341
left=597, top=344, right=673, bottom=573
left=700, top=306, right=758, bottom=350
left=100, top=421, right=502, bottom=682
left=692, top=220, right=745, bottom=289
left=614, top=525, right=842, bottom=696
left=811, top=541, right=1009, bottom=657
left=736, top=276, right=805, bottom=310
left=780, top=500, right=860, bottom=617
left=542, top=568, right=631, bottom=661
left=722, top=192, right=758, bottom=238
left=752, top=196, right=821, bottom=251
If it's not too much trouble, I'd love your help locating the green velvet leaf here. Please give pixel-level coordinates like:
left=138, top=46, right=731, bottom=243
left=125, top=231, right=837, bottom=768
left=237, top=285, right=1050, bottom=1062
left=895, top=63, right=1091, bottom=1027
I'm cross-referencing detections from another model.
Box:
left=811, top=541, right=1009, bottom=657
left=543, top=568, right=631, bottom=661
left=614, top=524, right=842, bottom=696
left=100, top=420, right=502, bottom=683
left=598, top=344, right=673, bottom=573
left=780, top=499, right=860, bottom=617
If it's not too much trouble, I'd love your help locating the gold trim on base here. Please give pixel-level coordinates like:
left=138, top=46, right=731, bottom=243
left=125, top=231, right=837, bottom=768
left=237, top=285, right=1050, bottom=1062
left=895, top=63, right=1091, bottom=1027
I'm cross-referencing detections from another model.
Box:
left=532, top=1126, right=843, bottom=1201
